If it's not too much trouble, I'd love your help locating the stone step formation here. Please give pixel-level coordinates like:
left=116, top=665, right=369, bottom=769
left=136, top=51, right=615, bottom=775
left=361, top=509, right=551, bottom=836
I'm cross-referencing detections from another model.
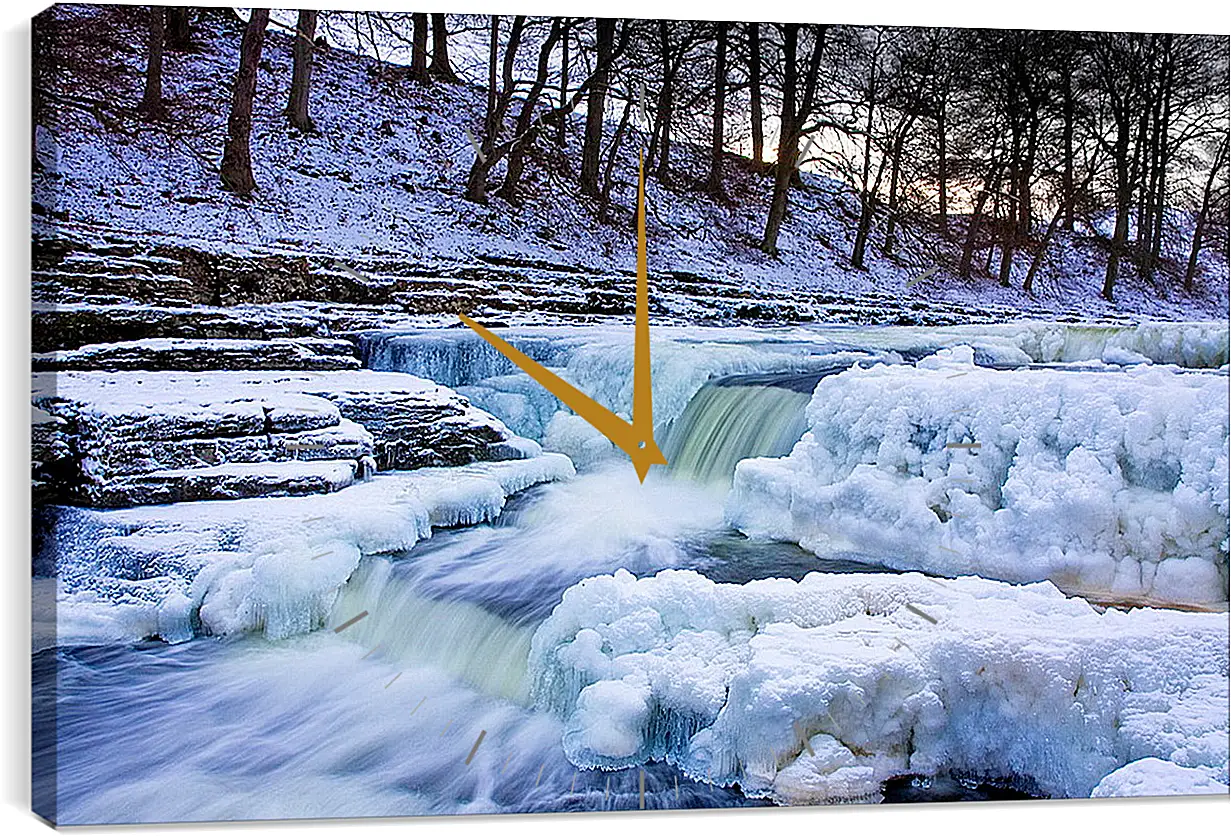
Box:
left=26, top=222, right=1108, bottom=510
left=33, top=370, right=527, bottom=508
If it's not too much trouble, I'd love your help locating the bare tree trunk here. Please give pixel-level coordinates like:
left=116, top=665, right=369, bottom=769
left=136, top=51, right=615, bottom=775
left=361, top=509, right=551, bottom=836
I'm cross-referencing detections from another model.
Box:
left=850, top=46, right=878, bottom=270
left=466, top=15, right=526, bottom=203
left=883, top=133, right=904, bottom=255
left=761, top=24, right=798, bottom=255
left=1103, top=121, right=1133, bottom=301
left=937, top=97, right=948, bottom=237
left=959, top=157, right=1000, bottom=279
left=1025, top=157, right=1099, bottom=294
left=165, top=7, right=191, bottom=51
left=557, top=25, right=569, bottom=145
left=708, top=22, right=727, bottom=197
left=1020, top=117, right=1037, bottom=236
left=998, top=221, right=1015, bottom=287
left=139, top=7, right=167, bottom=121
left=429, top=13, right=457, bottom=82
left=1185, top=138, right=1227, bottom=293
left=581, top=18, right=614, bottom=197
left=1024, top=204, right=1065, bottom=295
left=1150, top=87, right=1171, bottom=266
left=599, top=101, right=633, bottom=224
left=485, top=16, right=498, bottom=138
left=410, top=12, right=430, bottom=84
left=286, top=9, right=317, bottom=133
left=219, top=8, right=269, bottom=195
left=498, top=20, right=565, bottom=201
left=1062, top=69, right=1075, bottom=231
left=653, top=20, right=674, bottom=184
left=748, top=21, right=764, bottom=170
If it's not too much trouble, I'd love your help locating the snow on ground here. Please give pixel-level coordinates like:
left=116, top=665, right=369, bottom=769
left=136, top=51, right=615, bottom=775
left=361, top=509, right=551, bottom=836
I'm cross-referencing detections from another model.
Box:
left=529, top=568, right=1229, bottom=803
left=31, top=5, right=1230, bottom=323
left=35, top=455, right=575, bottom=648
left=728, top=346, right=1230, bottom=608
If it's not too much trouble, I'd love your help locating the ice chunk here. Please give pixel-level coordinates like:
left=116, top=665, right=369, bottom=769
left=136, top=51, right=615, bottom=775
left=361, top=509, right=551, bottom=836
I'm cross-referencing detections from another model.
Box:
left=529, top=569, right=1228, bottom=803
left=1091, top=757, right=1229, bottom=798
left=42, top=457, right=574, bottom=644
left=728, top=349, right=1230, bottom=607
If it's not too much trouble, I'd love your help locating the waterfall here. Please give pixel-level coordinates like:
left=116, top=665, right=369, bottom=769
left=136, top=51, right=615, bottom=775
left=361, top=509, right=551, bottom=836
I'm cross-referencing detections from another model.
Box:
left=330, top=558, right=536, bottom=703
left=662, top=376, right=815, bottom=485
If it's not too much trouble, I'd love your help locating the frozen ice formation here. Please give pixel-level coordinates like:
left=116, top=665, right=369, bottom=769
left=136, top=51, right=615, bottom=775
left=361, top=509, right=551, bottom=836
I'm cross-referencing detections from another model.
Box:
left=728, top=346, right=1230, bottom=608
left=36, top=455, right=575, bottom=646
left=529, top=568, right=1229, bottom=803
left=1091, top=757, right=1229, bottom=798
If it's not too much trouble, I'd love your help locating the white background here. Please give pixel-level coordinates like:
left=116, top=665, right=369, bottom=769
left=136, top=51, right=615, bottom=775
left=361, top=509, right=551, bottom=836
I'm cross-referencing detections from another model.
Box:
left=2, top=1, right=1228, bottom=836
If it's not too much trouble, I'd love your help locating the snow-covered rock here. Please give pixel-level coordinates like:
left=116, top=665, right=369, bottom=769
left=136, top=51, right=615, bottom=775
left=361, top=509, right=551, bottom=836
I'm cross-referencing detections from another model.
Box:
left=33, top=336, right=361, bottom=371
left=528, top=568, right=1229, bottom=804
left=32, top=369, right=530, bottom=506
left=728, top=346, right=1230, bottom=608
left=36, top=455, right=575, bottom=645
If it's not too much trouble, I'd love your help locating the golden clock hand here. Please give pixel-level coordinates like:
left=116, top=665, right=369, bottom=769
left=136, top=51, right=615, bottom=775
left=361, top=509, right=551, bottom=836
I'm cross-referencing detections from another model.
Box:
left=632, top=151, right=667, bottom=481
left=457, top=311, right=641, bottom=454
left=458, top=153, right=666, bottom=482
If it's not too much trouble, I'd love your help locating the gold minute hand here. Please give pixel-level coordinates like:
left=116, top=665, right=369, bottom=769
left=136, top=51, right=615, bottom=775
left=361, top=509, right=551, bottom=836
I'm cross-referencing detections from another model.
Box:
left=632, top=150, right=667, bottom=481
left=458, top=155, right=666, bottom=482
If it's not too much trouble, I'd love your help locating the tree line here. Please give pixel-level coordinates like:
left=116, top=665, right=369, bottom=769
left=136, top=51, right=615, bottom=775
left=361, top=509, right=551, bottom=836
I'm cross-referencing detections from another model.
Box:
left=48, top=7, right=1231, bottom=300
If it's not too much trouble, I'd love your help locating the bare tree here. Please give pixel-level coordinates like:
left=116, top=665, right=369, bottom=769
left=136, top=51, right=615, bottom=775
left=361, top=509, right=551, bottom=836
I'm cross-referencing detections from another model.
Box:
left=761, top=23, right=825, bottom=255
left=219, top=8, right=269, bottom=195
left=581, top=19, right=616, bottom=196
left=429, top=13, right=457, bottom=82
left=286, top=9, right=318, bottom=133
left=747, top=21, right=765, bottom=170
left=410, top=12, right=430, bottom=84
left=165, top=7, right=191, bottom=50
left=708, top=21, right=728, bottom=197
left=498, top=18, right=567, bottom=201
left=138, top=6, right=166, bottom=121
left=1186, top=136, right=1229, bottom=292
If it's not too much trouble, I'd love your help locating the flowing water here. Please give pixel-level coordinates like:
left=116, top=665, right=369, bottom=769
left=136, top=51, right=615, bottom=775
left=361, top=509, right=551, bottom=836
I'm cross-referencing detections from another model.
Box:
left=36, top=335, right=1061, bottom=824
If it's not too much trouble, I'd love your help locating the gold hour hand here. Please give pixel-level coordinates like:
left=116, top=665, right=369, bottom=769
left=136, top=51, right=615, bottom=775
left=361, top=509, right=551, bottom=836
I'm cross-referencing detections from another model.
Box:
left=457, top=314, right=661, bottom=479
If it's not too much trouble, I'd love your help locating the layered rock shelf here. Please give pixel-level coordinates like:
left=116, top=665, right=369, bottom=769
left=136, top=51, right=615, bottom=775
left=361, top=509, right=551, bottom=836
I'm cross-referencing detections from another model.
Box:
left=32, top=370, right=528, bottom=507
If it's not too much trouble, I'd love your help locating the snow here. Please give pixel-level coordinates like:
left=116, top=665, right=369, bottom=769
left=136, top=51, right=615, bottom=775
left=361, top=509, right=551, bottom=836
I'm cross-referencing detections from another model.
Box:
left=32, top=6, right=1229, bottom=325
left=1090, top=757, right=1230, bottom=798
left=39, top=455, right=575, bottom=646
left=40, top=367, right=480, bottom=411
left=728, top=346, right=1230, bottom=608
left=528, top=568, right=1229, bottom=803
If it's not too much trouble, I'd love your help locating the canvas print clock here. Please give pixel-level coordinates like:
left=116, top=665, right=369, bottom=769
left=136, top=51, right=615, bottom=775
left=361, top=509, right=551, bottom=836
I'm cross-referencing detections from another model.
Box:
left=30, top=3, right=1231, bottom=825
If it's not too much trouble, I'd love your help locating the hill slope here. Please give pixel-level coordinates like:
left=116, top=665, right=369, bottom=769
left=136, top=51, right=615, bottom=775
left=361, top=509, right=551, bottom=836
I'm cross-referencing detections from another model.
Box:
left=32, top=4, right=1229, bottom=324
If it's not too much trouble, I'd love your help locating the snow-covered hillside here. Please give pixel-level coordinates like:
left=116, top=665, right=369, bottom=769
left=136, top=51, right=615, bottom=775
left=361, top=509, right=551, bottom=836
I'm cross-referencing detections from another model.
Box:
left=32, top=5, right=1229, bottom=323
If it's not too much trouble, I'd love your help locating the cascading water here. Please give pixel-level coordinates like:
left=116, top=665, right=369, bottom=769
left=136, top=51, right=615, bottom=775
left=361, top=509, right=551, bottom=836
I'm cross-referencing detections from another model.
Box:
left=46, top=330, right=1101, bottom=823
left=661, top=377, right=813, bottom=484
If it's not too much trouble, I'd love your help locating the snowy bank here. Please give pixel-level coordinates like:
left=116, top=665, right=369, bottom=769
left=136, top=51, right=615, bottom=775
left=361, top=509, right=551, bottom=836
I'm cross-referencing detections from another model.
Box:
left=35, top=455, right=574, bottom=647
left=529, top=568, right=1229, bottom=803
left=728, top=346, right=1230, bottom=608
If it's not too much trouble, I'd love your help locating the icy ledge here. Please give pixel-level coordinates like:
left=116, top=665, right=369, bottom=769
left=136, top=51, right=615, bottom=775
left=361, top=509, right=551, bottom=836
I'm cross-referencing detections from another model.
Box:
left=728, top=346, right=1229, bottom=608
left=529, top=568, right=1229, bottom=803
left=37, top=455, right=574, bottom=647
